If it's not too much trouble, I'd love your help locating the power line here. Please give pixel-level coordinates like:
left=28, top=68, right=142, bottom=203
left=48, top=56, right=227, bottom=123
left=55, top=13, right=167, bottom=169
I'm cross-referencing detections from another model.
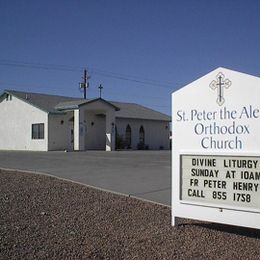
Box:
left=0, top=81, right=51, bottom=90
left=0, top=59, right=181, bottom=89
left=90, top=70, right=173, bottom=88
left=103, top=88, right=169, bottom=102
left=0, top=61, right=81, bottom=72
left=88, top=67, right=176, bottom=87
left=0, top=59, right=173, bottom=112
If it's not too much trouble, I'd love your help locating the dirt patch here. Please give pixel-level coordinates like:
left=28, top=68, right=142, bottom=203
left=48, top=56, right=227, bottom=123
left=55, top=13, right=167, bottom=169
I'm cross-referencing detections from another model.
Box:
left=0, top=170, right=259, bottom=259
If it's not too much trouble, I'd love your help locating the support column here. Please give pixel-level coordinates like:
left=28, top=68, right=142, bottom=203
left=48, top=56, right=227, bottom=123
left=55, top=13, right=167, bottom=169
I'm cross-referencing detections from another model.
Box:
left=74, top=109, right=85, bottom=151
left=105, top=111, right=115, bottom=151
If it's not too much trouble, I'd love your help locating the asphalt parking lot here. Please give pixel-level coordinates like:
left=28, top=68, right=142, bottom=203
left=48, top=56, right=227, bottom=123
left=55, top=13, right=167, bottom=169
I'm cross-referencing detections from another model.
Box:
left=0, top=150, right=171, bottom=206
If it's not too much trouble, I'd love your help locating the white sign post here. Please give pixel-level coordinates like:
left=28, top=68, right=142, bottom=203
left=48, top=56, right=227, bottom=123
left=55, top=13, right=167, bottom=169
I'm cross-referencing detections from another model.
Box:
left=172, top=67, right=260, bottom=229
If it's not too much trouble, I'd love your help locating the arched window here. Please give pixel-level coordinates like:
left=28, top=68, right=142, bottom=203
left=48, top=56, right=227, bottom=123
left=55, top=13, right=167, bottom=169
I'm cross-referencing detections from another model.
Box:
left=125, top=124, right=132, bottom=148
left=139, top=126, right=145, bottom=144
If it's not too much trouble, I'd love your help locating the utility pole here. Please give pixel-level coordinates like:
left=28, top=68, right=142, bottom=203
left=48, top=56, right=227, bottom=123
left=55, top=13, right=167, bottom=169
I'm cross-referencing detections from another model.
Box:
left=98, top=84, right=103, bottom=98
left=79, top=69, right=90, bottom=99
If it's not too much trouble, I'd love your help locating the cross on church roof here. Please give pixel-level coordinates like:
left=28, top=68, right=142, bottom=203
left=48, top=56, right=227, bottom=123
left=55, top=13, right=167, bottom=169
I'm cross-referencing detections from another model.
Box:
left=98, top=84, right=103, bottom=98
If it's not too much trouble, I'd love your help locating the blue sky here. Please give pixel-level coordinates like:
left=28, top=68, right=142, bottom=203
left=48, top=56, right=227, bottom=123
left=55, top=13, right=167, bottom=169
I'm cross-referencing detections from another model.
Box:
left=1, top=0, right=260, bottom=115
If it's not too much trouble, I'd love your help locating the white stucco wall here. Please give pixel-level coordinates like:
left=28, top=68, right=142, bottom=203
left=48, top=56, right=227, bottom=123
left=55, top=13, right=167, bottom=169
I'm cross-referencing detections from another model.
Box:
left=84, top=111, right=106, bottom=150
left=79, top=100, right=116, bottom=150
left=0, top=95, right=170, bottom=151
left=48, top=112, right=73, bottom=151
left=0, top=95, right=48, bottom=151
left=116, top=118, right=170, bottom=150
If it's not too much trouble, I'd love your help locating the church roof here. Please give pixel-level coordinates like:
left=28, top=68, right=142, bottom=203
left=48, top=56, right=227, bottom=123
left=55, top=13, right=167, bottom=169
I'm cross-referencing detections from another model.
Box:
left=2, top=90, right=171, bottom=121
left=55, top=98, right=120, bottom=111
left=110, top=101, right=170, bottom=121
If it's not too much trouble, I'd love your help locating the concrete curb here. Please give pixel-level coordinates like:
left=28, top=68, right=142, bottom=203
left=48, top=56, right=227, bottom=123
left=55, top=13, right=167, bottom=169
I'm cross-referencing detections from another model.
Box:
left=0, top=167, right=171, bottom=208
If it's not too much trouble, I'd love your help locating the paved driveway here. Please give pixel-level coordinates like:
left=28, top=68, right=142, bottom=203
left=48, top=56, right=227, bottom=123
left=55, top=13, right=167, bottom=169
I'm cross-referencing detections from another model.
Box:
left=0, top=151, right=171, bottom=206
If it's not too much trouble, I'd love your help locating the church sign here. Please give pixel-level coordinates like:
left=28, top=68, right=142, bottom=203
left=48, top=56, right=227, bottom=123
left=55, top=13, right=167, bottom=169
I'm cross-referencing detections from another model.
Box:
left=172, top=67, right=260, bottom=229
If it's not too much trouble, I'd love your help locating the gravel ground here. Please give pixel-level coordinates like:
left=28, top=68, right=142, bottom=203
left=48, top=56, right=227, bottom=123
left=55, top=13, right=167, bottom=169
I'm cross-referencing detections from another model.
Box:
left=0, top=170, right=260, bottom=260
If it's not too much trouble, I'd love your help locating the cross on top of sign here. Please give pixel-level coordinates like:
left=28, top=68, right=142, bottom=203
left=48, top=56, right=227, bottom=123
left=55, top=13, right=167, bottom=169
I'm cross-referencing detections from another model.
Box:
left=210, top=72, right=232, bottom=106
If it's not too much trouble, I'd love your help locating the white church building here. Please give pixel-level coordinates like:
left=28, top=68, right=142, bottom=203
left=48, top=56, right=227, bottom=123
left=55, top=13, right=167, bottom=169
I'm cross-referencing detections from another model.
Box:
left=0, top=90, right=170, bottom=151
